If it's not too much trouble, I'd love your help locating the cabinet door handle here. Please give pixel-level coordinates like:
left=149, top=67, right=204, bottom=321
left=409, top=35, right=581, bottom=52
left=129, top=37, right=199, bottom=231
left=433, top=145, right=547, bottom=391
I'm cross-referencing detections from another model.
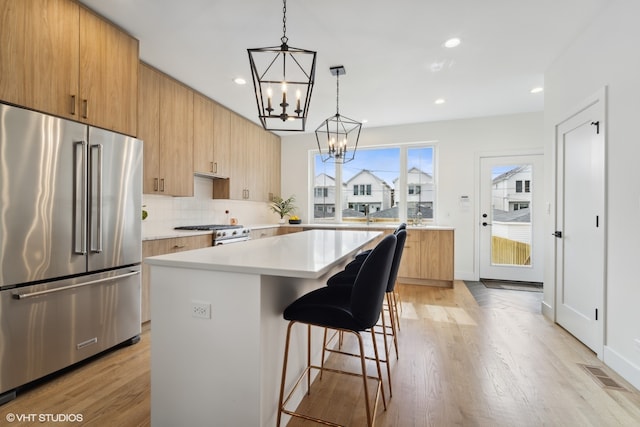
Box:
left=213, top=162, right=217, bottom=174
left=173, top=245, right=186, bottom=249
left=210, top=161, right=214, bottom=173
left=153, top=178, right=159, bottom=192
left=82, top=99, right=88, bottom=119
left=159, top=178, right=165, bottom=192
left=70, top=95, right=76, bottom=115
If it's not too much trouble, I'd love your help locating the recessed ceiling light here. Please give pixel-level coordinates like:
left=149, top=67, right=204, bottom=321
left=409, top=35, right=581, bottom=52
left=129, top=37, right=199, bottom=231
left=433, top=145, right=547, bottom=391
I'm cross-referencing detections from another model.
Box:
left=530, top=87, right=543, bottom=94
left=435, top=98, right=446, bottom=105
left=233, top=77, right=247, bottom=85
left=362, top=119, right=369, bottom=124
left=444, top=38, right=461, bottom=48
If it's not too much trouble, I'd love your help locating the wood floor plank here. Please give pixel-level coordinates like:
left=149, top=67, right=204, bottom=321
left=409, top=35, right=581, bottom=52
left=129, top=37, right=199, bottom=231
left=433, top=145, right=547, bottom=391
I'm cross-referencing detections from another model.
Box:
left=1, top=283, right=639, bottom=426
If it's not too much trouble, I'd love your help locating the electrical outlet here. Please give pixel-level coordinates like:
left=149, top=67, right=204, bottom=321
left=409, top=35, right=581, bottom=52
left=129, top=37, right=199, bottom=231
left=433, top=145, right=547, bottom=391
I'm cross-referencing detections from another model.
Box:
left=191, top=301, right=211, bottom=319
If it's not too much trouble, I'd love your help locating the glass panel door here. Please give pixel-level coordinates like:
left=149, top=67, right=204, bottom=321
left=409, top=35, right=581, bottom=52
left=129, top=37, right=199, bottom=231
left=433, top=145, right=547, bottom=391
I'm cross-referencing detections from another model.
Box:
left=479, top=155, right=543, bottom=282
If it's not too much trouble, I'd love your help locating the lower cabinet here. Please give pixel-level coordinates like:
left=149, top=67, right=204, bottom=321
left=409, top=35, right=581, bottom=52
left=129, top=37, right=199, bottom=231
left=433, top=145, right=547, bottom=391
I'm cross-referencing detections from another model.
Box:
left=278, top=226, right=304, bottom=235
left=397, top=229, right=454, bottom=287
left=251, top=228, right=278, bottom=239
left=141, top=234, right=212, bottom=322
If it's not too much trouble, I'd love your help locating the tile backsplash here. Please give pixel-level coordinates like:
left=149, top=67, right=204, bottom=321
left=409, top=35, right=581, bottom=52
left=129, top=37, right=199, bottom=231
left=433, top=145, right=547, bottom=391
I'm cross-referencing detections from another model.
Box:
left=142, top=176, right=278, bottom=238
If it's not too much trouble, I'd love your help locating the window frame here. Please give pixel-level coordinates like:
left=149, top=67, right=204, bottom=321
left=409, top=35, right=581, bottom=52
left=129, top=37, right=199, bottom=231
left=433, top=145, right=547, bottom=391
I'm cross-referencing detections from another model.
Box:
left=309, top=142, right=437, bottom=224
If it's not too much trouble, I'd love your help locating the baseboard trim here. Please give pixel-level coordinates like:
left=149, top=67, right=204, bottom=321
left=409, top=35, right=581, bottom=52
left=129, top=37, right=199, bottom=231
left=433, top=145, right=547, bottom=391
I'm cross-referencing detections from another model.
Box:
left=541, top=301, right=553, bottom=320
left=603, top=345, right=640, bottom=392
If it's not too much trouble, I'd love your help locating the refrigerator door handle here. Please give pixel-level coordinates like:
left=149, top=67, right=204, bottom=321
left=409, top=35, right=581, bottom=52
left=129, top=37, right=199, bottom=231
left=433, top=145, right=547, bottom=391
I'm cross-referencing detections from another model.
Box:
left=90, top=143, right=103, bottom=253
left=74, top=141, right=88, bottom=255
left=12, top=270, right=140, bottom=300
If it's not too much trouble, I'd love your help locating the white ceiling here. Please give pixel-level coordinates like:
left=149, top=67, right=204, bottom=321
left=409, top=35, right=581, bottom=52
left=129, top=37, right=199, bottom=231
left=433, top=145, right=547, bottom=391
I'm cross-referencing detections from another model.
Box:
left=79, top=0, right=607, bottom=134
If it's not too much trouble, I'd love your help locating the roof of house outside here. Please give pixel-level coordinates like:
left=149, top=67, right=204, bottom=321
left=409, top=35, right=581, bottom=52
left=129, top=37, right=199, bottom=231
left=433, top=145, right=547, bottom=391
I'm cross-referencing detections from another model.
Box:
left=492, top=165, right=530, bottom=184
left=493, top=207, right=531, bottom=222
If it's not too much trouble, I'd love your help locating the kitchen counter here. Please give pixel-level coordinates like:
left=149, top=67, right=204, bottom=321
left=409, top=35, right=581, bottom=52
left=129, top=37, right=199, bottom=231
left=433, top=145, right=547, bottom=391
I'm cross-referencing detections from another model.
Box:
left=145, top=229, right=381, bottom=427
left=142, top=222, right=454, bottom=241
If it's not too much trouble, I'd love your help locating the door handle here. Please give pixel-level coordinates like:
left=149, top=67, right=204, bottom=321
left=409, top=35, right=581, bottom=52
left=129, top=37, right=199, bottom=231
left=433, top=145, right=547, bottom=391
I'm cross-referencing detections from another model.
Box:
left=552, top=231, right=563, bottom=238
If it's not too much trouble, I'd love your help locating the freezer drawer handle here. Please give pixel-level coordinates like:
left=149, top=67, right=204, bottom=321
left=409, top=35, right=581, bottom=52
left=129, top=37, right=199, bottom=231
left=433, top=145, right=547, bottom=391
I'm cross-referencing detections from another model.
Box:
left=12, top=270, right=140, bottom=300
left=77, top=337, right=98, bottom=350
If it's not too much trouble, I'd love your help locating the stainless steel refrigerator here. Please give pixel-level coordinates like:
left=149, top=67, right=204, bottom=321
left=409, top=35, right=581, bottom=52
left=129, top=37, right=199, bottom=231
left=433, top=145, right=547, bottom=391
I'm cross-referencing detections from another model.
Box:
left=0, top=103, right=142, bottom=404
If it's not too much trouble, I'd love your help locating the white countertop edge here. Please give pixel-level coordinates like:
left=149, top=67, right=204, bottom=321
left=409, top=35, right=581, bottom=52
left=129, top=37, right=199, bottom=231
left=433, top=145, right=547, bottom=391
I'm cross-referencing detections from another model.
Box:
left=145, top=256, right=338, bottom=279
left=145, top=229, right=382, bottom=279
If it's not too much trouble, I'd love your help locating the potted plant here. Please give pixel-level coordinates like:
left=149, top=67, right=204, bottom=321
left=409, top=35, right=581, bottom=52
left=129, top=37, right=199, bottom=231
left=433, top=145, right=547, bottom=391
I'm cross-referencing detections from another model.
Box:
left=270, top=195, right=297, bottom=223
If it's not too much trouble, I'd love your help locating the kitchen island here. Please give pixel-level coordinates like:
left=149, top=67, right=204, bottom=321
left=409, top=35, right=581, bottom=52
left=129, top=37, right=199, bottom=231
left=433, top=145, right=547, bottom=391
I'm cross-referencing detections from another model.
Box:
left=145, top=229, right=381, bottom=427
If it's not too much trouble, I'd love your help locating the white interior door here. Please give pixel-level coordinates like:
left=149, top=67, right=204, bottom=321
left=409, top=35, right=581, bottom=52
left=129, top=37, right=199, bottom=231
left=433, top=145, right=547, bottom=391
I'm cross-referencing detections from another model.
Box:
left=555, top=93, right=605, bottom=355
left=479, top=154, right=544, bottom=282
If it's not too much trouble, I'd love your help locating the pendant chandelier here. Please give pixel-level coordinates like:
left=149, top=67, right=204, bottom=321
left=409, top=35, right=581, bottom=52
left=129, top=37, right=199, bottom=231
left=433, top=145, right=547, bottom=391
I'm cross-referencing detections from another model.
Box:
left=315, top=66, right=362, bottom=163
left=247, top=0, right=317, bottom=132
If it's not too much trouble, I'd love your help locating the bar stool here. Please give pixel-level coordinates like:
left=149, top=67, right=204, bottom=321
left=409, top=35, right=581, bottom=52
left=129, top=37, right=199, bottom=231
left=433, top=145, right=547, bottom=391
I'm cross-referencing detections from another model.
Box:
left=324, top=229, right=407, bottom=398
left=276, top=234, right=397, bottom=427
left=337, top=223, right=406, bottom=330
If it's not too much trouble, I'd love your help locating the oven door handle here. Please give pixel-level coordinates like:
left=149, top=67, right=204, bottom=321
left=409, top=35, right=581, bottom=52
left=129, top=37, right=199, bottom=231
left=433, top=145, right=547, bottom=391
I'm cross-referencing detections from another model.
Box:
left=12, top=271, right=140, bottom=300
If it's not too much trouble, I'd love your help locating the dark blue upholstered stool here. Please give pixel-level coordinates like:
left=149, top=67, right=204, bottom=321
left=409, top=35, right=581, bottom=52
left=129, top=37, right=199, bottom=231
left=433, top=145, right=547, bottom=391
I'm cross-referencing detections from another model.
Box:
left=323, top=229, right=407, bottom=399
left=276, top=233, right=397, bottom=427
left=328, top=223, right=407, bottom=333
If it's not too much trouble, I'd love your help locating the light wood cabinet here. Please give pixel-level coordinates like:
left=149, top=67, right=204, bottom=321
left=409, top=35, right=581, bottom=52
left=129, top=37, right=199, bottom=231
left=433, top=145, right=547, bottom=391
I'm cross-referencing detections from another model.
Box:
left=142, top=234, right=212, bottom=322
left=194, top=95, right=234, bottom=179
left=0, top=0, right=138, bottom=136
left=138, top=63, right=194, bottom=196
left=252, top=227, right=279, bottom=239
left=159, top=76, right=194, bottom=196
left=229, top=112, right=250, bottom=199
left=0, top=0, right=79, bottom=119
left=397, top=229, right=454, bottom=287
left=225, top=112, right=280, bottom=202
left=78, top=6, right=138, bottom=136
left=278, top=226, right=304, bottom=235
left=212, top=102, right=231, bottom=177
left=193, top=93, right=215, bottom=174
left=138, top=63, right=161, bottom=193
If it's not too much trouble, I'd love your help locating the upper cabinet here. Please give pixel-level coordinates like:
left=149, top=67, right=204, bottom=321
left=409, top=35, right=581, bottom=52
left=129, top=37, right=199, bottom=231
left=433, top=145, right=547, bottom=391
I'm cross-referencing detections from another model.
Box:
left=78, top=6, right=138, bottom=136
left=193, top=93, right=215, bottom=175
left=0, top=0, right=138, bottom=136
left=138, top=63, right=194, bottom=196
left=193, top=94, right=231, bottom=178
left=212, top=102, right=231, bottom=177
left=224, top=113, right=280, bottom=202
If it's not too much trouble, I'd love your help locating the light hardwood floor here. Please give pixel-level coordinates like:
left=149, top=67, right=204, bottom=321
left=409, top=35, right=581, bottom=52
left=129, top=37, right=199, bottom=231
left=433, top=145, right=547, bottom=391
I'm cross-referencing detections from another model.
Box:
left=2, top=282, right=640, bottom=426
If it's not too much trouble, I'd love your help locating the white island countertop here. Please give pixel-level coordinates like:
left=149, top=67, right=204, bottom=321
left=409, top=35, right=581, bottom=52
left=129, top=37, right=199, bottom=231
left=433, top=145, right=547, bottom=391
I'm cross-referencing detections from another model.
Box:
left=145, top=229, right=382, bottom=279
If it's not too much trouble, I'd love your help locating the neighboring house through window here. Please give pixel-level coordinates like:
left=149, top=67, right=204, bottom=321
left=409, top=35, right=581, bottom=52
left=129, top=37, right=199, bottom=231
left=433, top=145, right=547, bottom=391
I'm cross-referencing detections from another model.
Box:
left=312, top=145, right=435, bottom=223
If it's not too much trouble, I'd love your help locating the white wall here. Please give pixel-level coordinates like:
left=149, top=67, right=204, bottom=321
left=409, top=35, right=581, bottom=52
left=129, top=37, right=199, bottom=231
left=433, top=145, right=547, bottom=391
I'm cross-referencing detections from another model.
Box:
left=544, top=0, right=640, bottom=389
left=280, top=112, right=544, bottom=281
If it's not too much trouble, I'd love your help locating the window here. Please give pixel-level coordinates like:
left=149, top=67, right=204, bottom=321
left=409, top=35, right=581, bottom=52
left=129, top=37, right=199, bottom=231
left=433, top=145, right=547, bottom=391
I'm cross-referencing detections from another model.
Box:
left=515, top=180, right=530, bottom=193
left=314, top=187, right=328, bottom=197
left=407, top=147, right=434, bottom=220
left=312, top=145, right=435, bottom=223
